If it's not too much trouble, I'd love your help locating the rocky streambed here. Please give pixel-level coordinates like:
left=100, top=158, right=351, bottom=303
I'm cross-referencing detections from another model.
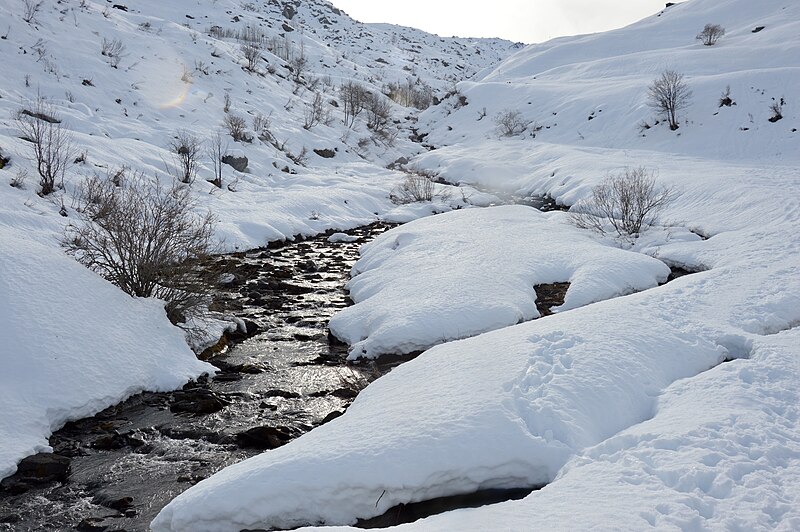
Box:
left=0, top=223, right=394, bottom=532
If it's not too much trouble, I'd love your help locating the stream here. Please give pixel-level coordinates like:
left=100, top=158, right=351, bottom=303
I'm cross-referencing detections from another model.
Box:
left=0, top=223, right=394, bottom=532
left=0, top=196, right=694, bottom=531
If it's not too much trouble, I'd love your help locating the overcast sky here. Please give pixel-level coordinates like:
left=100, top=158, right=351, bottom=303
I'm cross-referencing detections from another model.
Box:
left=333, top=0, right=669, bottom=43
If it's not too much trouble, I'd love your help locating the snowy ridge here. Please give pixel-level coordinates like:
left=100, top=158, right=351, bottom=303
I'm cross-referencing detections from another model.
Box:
left=153, top=0, right=800, bottom=530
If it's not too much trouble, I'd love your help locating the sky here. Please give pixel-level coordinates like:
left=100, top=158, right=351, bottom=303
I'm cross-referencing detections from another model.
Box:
left=332, top=0, right=670, bottom=43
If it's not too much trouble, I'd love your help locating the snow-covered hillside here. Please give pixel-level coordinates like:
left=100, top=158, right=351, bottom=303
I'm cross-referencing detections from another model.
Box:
left=0, top=0, right=517, bottom=483
left=152, top=1, right=800, bottom=530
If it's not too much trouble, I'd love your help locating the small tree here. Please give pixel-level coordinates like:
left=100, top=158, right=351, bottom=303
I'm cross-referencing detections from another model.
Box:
left=65, top=174, right=217, bottom=324
left=16, top=97, right=74, bottom=196
left=169, top=130, right=201, bottom=184
left=571, top=167, right=675, bottom=239
left=647, top=70, right=692, bottom=130
left=495, top=109, right=530, bottom=137
left=241, top=42, right=261, bottom=72
left=340, top=81, right=368, bottom=128
left=696, top=24, right=725, bottom=46
left=207, top=131, right=227, bottom=188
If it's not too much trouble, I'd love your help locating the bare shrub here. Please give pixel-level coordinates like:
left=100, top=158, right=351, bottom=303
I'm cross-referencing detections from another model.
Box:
left=100, top=37, right=126, bottom=68
left=303, top=92, right=327, bottom=130
left=207, top=131, right=228, bottom=188
left=10, top=169, right=28, bottom=189
left=16, top=97, right=74, bottom=196
left=290, top=41, right=308, bottom=83
left=768, top=97, right=785, bottom=123
left=647, top=70, right=692, bottom=130
left=340, top=81, right=368, bottom=128
left=223, top=113, right=251, bottom=142
left=365, top=92, right=391, bottom=133
left=495, top=109, right=530, bottom=137
left=223, top=92, right=232, bottom=113
left=23, top=0, right=43, bottom=24
left=241, top=42, right=261, bottom=72
left=252, top=112, right=273, bottom=141
left=390, top=170, right=451, bottom=205
left=384, top=78, right=434, bottom=109
left=65, top=174, right=217, bottom=325
left=570, top=167, right=675, bottom=239
left=696, top=24, right=725, bottom=46
left=169, top=130, right=201, bottom=184
left=718, top=85, right=734, bottom=107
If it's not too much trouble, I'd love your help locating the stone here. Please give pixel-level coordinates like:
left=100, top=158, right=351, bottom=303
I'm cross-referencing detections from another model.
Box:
left=313, top=148, right=336, bottom=158
left=13, top=453, right=71, bottom=483
left=170, top=389, right=229, bottom=414
left=236, top=426, right=294, bottom=449
left=221, top=154, right=248, bottom=172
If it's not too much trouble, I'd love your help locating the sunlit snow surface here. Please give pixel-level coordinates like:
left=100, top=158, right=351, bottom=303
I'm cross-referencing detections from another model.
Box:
left=153, top=0, right=800, bottom=530
left=0, top=0, right=798, bottom=530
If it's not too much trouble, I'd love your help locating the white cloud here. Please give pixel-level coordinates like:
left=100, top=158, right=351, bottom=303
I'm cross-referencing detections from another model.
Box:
left=333, top=0, right=669, bottom=43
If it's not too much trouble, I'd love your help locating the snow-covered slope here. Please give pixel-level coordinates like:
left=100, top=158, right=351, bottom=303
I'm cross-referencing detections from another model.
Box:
left=152, top=1, right=800, bottom=530
left=0, top=0, right=516, bottom=481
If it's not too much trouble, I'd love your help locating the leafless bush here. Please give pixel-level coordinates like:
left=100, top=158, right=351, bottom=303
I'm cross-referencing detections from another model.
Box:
left=207, top=131, right=228, bottom=188
left=266, top=35, right=293, bottom=62
left=365, top=92, right=392, bottom=133
left=696, top=24, right=725, bottom=46
left=768, top=97, right=785, bottom=123
left=495, top=109, right=530, bottom=137
left=100, top=37, right=126, bottom=68
left=340, top=81, right=368, bottom=128
left=718, top=85, right=734, bottom=107
left=223, top=92, right=232, bottom=113
left=290, top=42, right=308, bottom=83
left=252, top=112, right=273, bottom=141
left=384, top=78, right=434, bottom=109
left=10, top=169, right=28, bottom=189
left=303, top=92, right=327, bottom=130
left=390, top=171, right=451, bottom=205
left=223, top=113, right=251, bottom=142
left=570, top=167, right=675, bottom=239
left=647, top=70, right=692, bottom=130
left=16, top=97, right=74, bottom=196
left=241, top=42, right=261, bottom=72
left=65, top=174, right=217, bottom=325
left=23, top=0, right=43, bottom=24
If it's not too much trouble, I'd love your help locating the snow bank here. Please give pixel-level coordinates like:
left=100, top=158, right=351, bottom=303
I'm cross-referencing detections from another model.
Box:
left=330, top=205, right=673, bottom=359
left=0, top=224, right=213, bottom=480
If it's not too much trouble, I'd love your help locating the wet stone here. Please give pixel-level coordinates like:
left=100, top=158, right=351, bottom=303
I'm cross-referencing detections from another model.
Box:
left=169, top=389, right=229, bottom=415
left=236, top=426, right=296, bottom=449
left=12, top=453, right=71, bottom=483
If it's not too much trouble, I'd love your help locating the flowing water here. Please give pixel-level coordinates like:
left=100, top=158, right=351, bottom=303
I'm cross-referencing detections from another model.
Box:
left=0, top=223, right=394, bottom=532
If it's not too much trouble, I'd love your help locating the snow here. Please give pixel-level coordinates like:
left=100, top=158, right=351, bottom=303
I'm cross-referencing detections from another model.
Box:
left=1, top=0, right=799, bottom=529
left=330, top=205, right=674, bottom=359
left=152, top=0, right=800, bottom=530
left=0, top=0, right=515, bottom=481
left=0, top=223, right=214, bottom=480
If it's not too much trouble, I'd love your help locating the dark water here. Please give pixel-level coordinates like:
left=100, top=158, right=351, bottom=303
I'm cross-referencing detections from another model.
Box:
left=0, top=223, right=393, bottom=532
